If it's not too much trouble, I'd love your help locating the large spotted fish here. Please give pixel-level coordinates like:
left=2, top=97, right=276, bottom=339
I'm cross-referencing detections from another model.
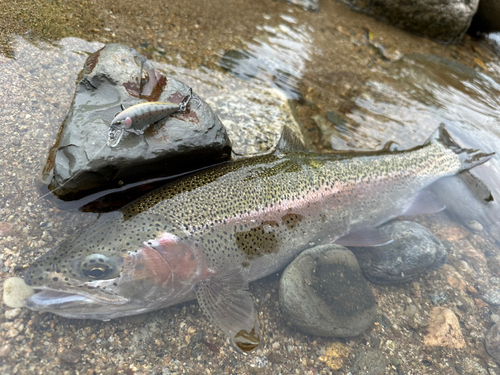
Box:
left=23, top=125, right=493, bottom=351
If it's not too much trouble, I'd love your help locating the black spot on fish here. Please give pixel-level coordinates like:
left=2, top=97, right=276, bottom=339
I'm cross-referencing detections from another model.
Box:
left=235, top=223, right=279, bottom=260
left=281, top=213, right=302, bottom=230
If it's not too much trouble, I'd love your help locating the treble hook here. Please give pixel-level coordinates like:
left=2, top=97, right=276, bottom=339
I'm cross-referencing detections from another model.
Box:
left=179, top=88, right=202, bottom=112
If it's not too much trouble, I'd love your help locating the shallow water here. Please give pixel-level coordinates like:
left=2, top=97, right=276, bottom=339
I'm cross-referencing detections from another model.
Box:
left=2, top=1, right=500, bottom=374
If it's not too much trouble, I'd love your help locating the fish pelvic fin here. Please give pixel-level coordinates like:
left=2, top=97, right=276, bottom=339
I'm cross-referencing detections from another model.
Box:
left=432, top=124, right=495, bottom=173
left=195, top=268, right=261, bottom=353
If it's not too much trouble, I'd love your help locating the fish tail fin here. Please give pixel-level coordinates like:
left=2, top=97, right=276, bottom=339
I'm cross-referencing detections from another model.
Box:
left=431, top=123, right=495, bottom=173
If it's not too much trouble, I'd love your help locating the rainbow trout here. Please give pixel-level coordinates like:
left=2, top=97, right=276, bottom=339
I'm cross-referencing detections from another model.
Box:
left=24, top=125, right=493, bottom=351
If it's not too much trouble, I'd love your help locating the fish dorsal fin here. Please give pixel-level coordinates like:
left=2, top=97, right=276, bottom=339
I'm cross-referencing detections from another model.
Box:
left=275, top=126, right=309, bottom=153
left=381, top=140, right=402, bottom=152
left=403, top=190, right=446, bottom=216
left=195, top=268, right=261, bottom=353
left=460, top=171, right=494, bottom=203
left=334, top=227, right=393, bottom=247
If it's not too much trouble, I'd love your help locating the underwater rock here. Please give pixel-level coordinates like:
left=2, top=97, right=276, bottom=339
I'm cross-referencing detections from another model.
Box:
left=319, top=342, right=350, bottom=371
left=337, top=0, right=478, bottom=43
left=350, top=349, right=388, bottom=375
left=350, top=221, right=447, bottom=285
left=485, top=322, right=500, bottom=361
left=285, top=0, right=319, bottom=12
left=42, top=43, right=231, bottom=202
left=279, top=244, right=377, bottom=337
left=3, top=277, right=35, bottom=308
left=423, top=307, right=465, bottom=349
left=481, top=288, right=500, bottom=306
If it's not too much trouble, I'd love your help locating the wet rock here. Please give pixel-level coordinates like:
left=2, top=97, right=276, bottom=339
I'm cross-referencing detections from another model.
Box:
left=326, top=110, right=347, bottom=129
left=0, top=344, right=11, bottom=358
left=423, top=307, right=466, bottom=349
left=442, top=264, right=466, bottom=291
left=0, top=222, right=13, bottom=236
left=319, top=341, right=350, bottom=371
left=338, top=0, right=478, bottom=43
left=466, top=220, right=484, bottom=232
left=42, top=43, right=232, bottom=202
left=279, top=244, right=377, bottom=337
left=59, top=347, right=82, bottom=364
left=350, top=221, right=447, bottom=284
left=481, top=288, right=500, bottom=306
left=488, top=256, right=500, bottom=277
left=350, top=349, right=387, bottom=375
left=285, top=0, right=319, bottom=12
left=3, top=277, right=35, bottom=308
left=460, top=358, right=488, bottom=375
left=4, top=308, right=21, bottom=320
left=427, top=291, right=449, bottom=305
left=485, top=322, right=500, bottom=361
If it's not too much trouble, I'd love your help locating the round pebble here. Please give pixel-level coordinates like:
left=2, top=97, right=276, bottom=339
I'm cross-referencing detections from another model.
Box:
left=481, top=289, right=500, bottom=306
left=2, top=277, right=35, bottom=308
left=4, top=308, right=21, bottom=320
left=279, top=244, right=376, bottom=337
left=350, top=221, right=448, bottom=284
left=466, top=220, right=484, bottom=231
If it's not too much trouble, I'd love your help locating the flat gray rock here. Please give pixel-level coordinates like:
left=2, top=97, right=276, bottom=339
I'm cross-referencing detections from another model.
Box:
left=338, top=0, right=478, bottom=43
left=350, top=221, right=447, bottom=284
left=279, top=244, right=376, bottom=337
left=42, top=44, right=232, bottom=201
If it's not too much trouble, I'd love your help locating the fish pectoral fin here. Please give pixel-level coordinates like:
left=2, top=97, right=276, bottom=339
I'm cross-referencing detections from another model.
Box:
left=334, top=227, right=393, bottom=247
left=195, top=268, right=261, bottom=353
left=403, top=190, right=446, bottom=216
left=460, top=171, right=494, bottom=203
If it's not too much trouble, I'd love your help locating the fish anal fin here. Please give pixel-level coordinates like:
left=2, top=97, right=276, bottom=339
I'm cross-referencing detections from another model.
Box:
left=195, top=268, right=261, bottom=353
left=403, top=190, right=445, bottom=216
left=334, top=227, right=393, bottom=247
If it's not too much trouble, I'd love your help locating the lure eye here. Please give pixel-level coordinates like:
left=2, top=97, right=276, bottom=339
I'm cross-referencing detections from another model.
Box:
left=115, top=120, right=121, bottom=125
left=79, top=254, right=118, bottom=280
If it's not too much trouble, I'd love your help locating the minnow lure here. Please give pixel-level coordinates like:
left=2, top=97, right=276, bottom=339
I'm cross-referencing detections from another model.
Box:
left=107, top=88, right=200, bottom=147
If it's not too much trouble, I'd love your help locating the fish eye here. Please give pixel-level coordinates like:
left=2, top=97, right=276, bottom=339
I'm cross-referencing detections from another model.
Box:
left=79, top=254, right=118, bottom=280
left=116, top=120, right=121, bottom=125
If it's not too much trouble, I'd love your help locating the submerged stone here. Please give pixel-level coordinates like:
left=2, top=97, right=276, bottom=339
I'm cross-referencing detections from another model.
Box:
left=3, top=277, right=35, bottom=308
left=41, top=43, right=232, bottom=202
left=350, top=221, right=447, bottom=284
left=279, top=244, right=376, bottom=337
left=285, top=0, right=319, bottom=12
left=423, top=307, right=465, bottom=349
left=481, top=288, right=500, bottom=306
left=485, top=322, right=500, bottom=361
left=337, top=0, right=478, bottom=43
left=350, top=349, right=387, bottom=375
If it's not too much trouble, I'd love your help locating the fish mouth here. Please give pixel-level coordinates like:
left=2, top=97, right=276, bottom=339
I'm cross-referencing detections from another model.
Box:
left=24, top=288, right=129, bottom=312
